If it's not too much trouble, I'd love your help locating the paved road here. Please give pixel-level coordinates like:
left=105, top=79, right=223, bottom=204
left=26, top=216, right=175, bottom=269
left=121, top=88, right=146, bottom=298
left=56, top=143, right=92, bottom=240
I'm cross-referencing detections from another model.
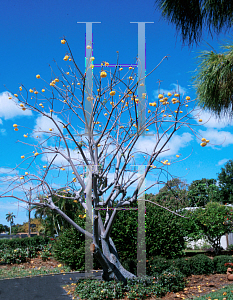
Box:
left=0, top=271, right=103, bottom=300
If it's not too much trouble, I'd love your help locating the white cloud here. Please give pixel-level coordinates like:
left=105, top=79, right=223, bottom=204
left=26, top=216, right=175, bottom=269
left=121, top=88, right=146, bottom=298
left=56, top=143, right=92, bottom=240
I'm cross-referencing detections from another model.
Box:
left=199, top=129, right=233, bottom=148
left=217, top=159, right=229, bottom=166
left=194, top=109, right=233, bottom=129
left=33, top=115, right=64, bottom=137
left=0, top=129, right=6, bottom=135
left=0, top=168, right=18, bottom=175
left=135, top=131, right=193, bottom=158
left=0, top=92, right=32, bottom=120
left=153, top=83, right=187, bottom=98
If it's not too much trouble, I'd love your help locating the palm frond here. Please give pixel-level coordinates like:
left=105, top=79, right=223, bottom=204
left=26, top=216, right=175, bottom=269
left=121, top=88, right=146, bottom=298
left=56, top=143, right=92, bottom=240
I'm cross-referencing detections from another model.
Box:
left=192, top=44, right=233, bottom=117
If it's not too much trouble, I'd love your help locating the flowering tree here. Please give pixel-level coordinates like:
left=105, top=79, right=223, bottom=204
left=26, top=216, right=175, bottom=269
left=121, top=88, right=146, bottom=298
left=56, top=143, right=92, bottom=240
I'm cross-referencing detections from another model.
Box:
left=0, top=38, right=207, bottom=283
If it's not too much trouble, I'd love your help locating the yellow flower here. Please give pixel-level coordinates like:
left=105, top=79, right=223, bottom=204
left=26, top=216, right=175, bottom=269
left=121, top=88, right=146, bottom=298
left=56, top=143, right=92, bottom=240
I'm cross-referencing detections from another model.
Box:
left=105, top=62, right=109, bottom=66
left=55, top=78, right=59, bottom=82
left=21, top=155, right=25, bottom=159
left=90, top=57, right=95, bottom=61
left=20, top=103, right=24, bottom=107
left=186, top=96, right=190, bottom=100
left=180, top=111, right=183, bottom=113
left=43, top=166, right=46, bottom=168
left=119, top=67, right=123, bottom=71
left=13, top=124, right=18, bottom=127
left=110, top=91, right=116, bottom=96
left=23, top=134, right=28, bottom=138
left=100, top=71, right=107, bottom=78
left=167, top=92, right=172, bottom=96
left=174, top=93, right=179, bottom=97
left=58, top=264, right=62, bottom=268
left=158, top=94, right=163, bottom=99
left=86, top=45, right=91, bottom=49
left=49, top=128, right=52, bottom=131
left=61, top=39, right=66, bottom=44
left=63, top=55, right=69, bottom=61
left=34, top=152, right=39, bottom=156
left=199, top=119, right=202, bottom=122
left=200, top=142, right=207, bottom=147
left=36, top=74, right=40, bottom=79
left=14, top=94, right=18, bottom=97
left=14, top=128, right=19, bottom=131
left=19, top=86, right=22, bottom=91
left=34, top=91, right=38, bottom=94
left=8, top=96, right=12, bottom=99
left=29, top=89, right=33, bottom=93
left=176, top=155, right=180, bottom=158
left=20, top=176, right=24, bottom=180
left=66, top=72, right=69, bottom=75
left=25, top=172, right=28, bottom=175
left=148, top=110, right=151, bottom=113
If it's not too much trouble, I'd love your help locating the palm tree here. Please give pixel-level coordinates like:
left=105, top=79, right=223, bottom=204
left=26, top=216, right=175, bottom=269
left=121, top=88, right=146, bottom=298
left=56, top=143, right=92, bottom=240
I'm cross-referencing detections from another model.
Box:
left=154, top=0, right=233, bottom=45
left=6, top=212, right=16, bottom=235
left=192, top=44, right=233, bottom=118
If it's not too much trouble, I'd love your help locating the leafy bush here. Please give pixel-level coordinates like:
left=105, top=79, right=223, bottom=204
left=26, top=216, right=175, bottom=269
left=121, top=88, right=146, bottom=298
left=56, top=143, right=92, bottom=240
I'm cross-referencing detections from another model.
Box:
left=171, top=257, right=192, bottom=277
left=145, top=203, right=186, bottom=259
left=0, top=236, right=50, bottom=250
left=189, top=254, right=214, bottom=275
left=121, top=258, right=137, bottom=275
left=158, top=266, right=186, bottom=293
left=213, top=255, right=233, bottom=274
left=0, top=248, right=28, bottom=264
left=146, top=256, right=172, bottom=276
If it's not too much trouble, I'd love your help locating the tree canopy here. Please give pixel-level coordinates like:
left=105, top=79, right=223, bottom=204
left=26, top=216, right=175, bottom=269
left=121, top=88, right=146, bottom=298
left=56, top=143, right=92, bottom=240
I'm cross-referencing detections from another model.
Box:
left=155, top=0, right=233, bottom=45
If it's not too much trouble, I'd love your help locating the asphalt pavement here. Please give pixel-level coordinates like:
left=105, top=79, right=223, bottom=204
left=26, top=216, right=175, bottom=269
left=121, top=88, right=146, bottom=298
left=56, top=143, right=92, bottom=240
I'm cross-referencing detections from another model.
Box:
left=0, top=271, right=103, bottom=300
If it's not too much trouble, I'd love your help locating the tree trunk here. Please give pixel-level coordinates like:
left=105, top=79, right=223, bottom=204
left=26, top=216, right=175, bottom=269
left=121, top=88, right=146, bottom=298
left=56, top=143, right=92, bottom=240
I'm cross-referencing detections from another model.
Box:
left=93, top=236, right=136, bottom=284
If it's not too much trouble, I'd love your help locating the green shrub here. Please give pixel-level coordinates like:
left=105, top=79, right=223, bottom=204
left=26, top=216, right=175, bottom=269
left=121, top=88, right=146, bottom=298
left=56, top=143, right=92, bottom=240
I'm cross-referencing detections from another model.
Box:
left=146, top=256, right=172, bottom=276
left=145, top=204, right=186, bottom=259
left=226, top=244, right=233, bottom=251
left=171, top=257, right=192, bottom=277
left=213, top=255, right=233, bottom=274
left=158, top=266, right=186, bottom=293
left=121, top=258, right=137, bottom=275
left=0, top=236, right=50, bottom=250
left=189, top=254, right=214, bottom=275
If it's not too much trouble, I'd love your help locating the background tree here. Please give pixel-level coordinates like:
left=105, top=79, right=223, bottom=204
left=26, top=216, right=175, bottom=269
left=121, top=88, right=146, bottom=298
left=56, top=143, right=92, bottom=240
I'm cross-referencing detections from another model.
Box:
left=187, top=178, right=220, bottom=207
left=0, top=224, right=9, bottom=233
left=184, top=202, right=233, bottom=255
left=218, top=160, right=233, bottom=204
left=148, top=178, right=189, bottom=210
left=5, top=212, right=16, bottom=235
left=0, top=38, right=204, bottom=283
left=154, top=0, right=233, bottom=46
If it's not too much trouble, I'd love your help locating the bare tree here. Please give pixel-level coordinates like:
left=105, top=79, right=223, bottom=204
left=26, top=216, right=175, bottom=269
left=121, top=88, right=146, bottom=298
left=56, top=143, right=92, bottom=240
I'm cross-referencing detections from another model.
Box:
left=0, top=39, right=206, bottom=283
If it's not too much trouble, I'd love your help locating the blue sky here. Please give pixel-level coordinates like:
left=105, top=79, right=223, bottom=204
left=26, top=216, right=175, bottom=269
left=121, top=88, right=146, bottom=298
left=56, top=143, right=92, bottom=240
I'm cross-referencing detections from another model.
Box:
left=0, top=0, right=233, bottom=227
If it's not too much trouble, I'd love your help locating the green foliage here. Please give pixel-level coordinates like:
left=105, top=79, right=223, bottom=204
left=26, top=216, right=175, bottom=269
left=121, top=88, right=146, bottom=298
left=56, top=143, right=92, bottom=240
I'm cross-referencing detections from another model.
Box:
left=192, top=45, right=233, bottom=116
left=0, top=224, right=9, bottom=233
left=187, top=178, right=220, bottom=207
left=155, top=0, right=233, bottom=45
left=146, top=256, right=172, bottom=276
left=109, top=207, right=137, bottom=262
left=121, top=258, right=137, bottom=275
left=150, top=178, right=189, bottom=211
left=171, top=257, right=192, bottom=277
left=0, top=235, right=50, bottom=250
left=158, top=267, right=186, bottom=293
left=145, top=202, right=186, bottom=258
left=213, top=255, right=233, bottom=274
left=191, top=202, right=233, bottom=254
left=218, top=160, right=233, bottom=204
left=0, top=247, right=28, bottom=264
left=74, top=273, right=185, bottom=300
left=188, top=254, right=214, bottom=275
